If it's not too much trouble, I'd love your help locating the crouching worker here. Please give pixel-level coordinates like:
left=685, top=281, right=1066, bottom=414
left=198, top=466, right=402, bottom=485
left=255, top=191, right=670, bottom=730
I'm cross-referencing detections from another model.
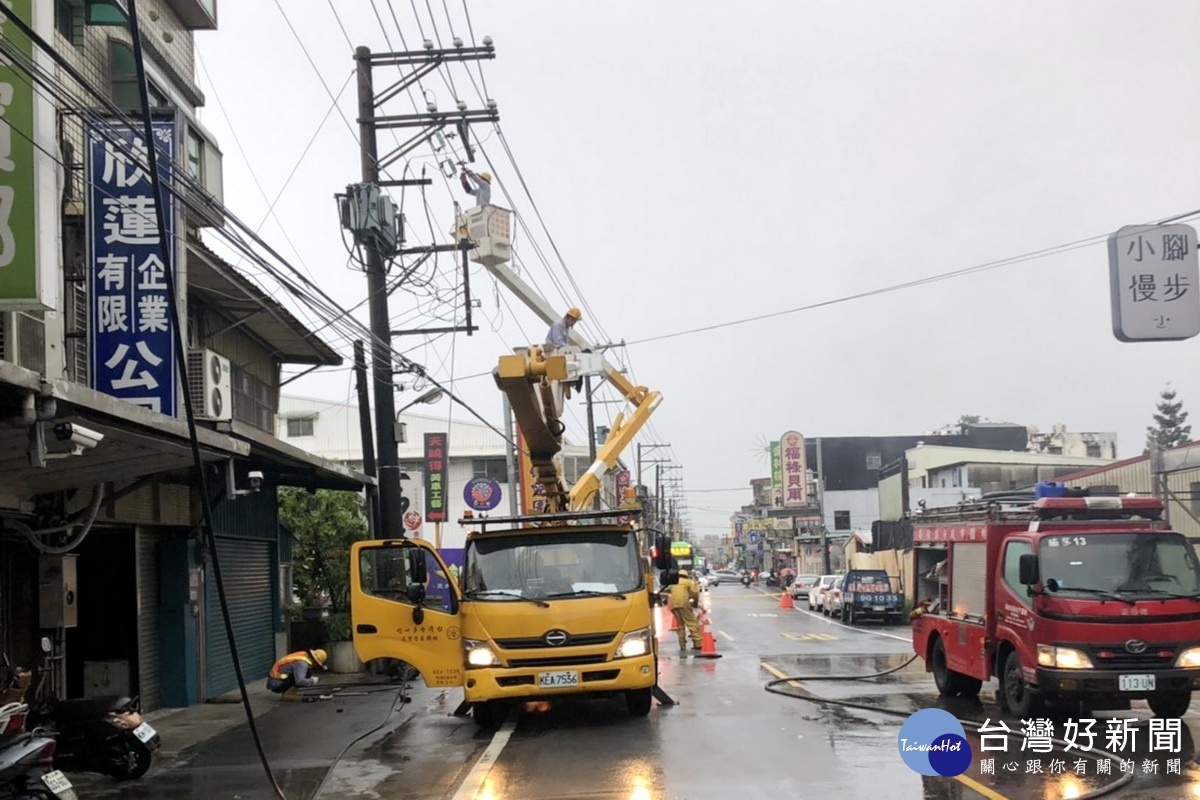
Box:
left=266, top=648, right=328, bottom=700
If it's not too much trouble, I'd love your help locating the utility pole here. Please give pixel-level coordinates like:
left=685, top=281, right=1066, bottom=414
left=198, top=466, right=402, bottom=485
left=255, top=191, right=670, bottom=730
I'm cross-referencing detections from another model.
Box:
left=636, top=442, right=670, bottom=495
left=353, top=340, right=378, bottom=537
left=344, top=44, right=497, bottom=537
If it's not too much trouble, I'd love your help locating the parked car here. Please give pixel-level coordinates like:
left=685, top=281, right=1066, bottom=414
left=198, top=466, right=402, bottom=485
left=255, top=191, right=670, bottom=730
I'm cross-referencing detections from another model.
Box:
left=807, top=575, right=839, bottom=612
left=838, top=569, right=905, bottom=625
left=790, top=574, right=821, bottom=599
left=823, top=576, right=845, bottom=617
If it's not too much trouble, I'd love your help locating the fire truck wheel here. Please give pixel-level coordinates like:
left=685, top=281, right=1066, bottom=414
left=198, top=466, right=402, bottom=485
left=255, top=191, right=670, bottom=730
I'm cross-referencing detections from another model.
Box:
left=1001, top=650, right=1043, bottom=716
left=472, top=700, right=501, bottom=728
left=931, top=638, right=982, bottom=698
left=1148, top=691, right=1192, bottom=719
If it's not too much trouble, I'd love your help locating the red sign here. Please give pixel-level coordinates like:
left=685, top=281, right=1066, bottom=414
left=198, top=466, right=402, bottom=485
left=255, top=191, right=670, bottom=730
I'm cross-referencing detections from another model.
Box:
left=403, top=510, right=423, bottom=531
left=913, top=524, right=989, bottom=544
left=780, top=430, right=808, bottom=508
left=424, top=432, right=448, bottom=522
left=615, top=469, right=631, bottom=504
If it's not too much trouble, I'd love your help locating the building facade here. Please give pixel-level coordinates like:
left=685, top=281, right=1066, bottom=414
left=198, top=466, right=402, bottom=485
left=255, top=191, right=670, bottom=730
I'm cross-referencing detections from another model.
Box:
left=0, top=1, right=365, bottom=709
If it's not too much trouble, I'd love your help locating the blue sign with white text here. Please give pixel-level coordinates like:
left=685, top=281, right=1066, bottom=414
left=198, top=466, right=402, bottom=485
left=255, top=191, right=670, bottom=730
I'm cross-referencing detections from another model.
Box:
left=87, top=120, right=176, bottom=416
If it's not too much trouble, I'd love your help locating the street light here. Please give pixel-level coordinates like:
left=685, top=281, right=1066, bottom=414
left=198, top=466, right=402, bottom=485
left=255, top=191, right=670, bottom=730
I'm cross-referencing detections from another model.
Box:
left=394, top=388, right=446, bottom=444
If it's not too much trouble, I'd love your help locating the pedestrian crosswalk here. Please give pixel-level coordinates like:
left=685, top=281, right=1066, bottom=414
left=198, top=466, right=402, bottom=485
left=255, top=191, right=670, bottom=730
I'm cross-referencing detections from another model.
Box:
left=781, top=632, right=838, bottom=641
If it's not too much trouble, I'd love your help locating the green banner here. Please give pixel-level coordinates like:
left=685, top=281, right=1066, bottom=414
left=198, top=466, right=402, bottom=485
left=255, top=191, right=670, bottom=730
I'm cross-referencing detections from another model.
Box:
left=0, top=0, right=37, bottom=303
left=770, top=440, right=782, bottom=490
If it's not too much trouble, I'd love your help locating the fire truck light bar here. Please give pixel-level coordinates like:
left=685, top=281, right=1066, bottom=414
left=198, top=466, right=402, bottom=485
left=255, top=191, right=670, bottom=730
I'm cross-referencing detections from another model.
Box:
left=1034, top=497, right=1164, bottom=513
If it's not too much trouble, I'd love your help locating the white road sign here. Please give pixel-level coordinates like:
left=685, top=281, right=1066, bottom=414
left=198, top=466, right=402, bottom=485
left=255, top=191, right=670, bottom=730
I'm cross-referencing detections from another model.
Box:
left=1109, top=223, right=1200, bottom=342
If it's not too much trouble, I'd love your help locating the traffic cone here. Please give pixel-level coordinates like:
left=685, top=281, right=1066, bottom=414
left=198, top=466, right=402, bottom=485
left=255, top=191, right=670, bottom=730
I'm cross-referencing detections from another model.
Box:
left=779, top=589, right=794, bottom=610
left=695, top=608, right=722, bottom=659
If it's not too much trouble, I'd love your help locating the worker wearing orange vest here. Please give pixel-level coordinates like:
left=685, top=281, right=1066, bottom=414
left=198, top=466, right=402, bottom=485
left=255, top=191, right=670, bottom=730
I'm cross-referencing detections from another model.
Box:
left=266, top=649, right=328, bottom=698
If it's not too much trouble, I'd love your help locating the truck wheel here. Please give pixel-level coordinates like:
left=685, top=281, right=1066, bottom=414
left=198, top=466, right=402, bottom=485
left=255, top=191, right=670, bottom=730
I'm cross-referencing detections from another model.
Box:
left=1001, top=650, right=1043, bottom=716
left=473, top=700, right=500, bottom=728
left=625, top=688, right=653, bottom=717
left=846, top=606, right=855, bottom=626
left=1148, top=692, right=1192, bottom=719
left=931, top=638, right=982, bottom=698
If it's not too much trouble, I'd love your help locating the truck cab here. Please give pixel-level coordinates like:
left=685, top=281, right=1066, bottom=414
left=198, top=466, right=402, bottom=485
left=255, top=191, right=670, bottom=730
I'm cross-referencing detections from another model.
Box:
left=838, top=569, right=904, bottom=625
left=350, top=514, right=660, bottom=725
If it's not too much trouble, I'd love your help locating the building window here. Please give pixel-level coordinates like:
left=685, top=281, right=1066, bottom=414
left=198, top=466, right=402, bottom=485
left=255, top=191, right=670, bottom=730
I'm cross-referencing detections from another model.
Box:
left=865, top=453, right=882, bottom=470
left=1191, top=483, right=1200, bottom=517
left=834, top=510, right=851, bottom=531
left=108, top=39, right=167, bottom=111
left=1086, top=442, right=1102, bottom=458
left=186, top=128, right=203, bottom=182
left=286, top=416, right=315, bottom=437
left=472, top=458, right=508, bottom=483
left=56, top=0, right=84, bottom=45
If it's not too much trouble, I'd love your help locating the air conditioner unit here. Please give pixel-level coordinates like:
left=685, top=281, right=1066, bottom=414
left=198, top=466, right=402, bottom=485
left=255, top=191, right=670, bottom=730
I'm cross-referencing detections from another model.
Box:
left=187, top=349, right=232, bottom=421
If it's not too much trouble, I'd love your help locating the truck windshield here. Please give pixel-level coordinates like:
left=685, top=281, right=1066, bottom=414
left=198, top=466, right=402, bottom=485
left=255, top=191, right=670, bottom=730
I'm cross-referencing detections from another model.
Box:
left=463, top=529, right=642, bottom=600
left=1039, top=532, right=1200, bottom=597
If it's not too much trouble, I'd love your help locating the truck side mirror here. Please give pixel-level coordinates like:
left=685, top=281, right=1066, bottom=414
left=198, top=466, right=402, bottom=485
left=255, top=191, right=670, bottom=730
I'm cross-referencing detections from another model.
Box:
left=652, top=534, right=672, bottom=571
left=408, top=548, right=428, bottom=584
left=1018, top=554, right=1039, bottom=586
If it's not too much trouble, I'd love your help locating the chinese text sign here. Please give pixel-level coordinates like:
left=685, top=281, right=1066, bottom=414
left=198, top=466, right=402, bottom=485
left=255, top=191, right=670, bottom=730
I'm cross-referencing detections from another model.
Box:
left=424, top=432, right=448, bottom=522
left=1109, top=223, right=1200, bottom=342
left=87, top=120, right=176, bottom=414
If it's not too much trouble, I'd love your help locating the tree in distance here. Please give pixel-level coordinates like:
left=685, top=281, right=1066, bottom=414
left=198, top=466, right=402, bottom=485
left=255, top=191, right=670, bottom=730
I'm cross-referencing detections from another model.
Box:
left=1147, top=385, right=1192, bottom=450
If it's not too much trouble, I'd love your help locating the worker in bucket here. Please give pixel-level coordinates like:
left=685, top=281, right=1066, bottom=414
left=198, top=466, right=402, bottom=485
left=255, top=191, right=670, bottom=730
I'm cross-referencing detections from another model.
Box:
left=460, top=166, right=492, bottom=206
left=544, top=308, right=581, bottom=354
left=668, top=570, right=703, bottom=651
left=266, top=648, right=328, bottom=700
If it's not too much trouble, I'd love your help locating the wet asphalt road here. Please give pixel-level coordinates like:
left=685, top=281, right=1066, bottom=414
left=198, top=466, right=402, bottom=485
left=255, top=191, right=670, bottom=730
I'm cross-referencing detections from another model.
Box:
left=67, top=583, right=1200, bottom=799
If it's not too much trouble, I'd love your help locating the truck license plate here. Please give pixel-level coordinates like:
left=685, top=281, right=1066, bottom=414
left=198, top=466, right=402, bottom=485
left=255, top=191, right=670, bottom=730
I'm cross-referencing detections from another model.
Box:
left=133, top=722, right=157, bottom=744
left=538, top=671, right=579, bottom=688
left=1119, top=674, right=1155, bottom=692
left=41, top=770, right=74, bottom=797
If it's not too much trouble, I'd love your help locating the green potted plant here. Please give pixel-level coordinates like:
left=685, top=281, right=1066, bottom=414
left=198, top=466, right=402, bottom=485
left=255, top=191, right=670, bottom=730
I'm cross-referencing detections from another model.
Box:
left=279, top=488, right=368, bottom=674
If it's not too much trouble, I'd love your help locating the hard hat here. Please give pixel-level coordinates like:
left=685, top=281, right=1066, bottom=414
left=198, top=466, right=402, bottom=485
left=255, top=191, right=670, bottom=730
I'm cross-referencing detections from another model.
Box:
left=308, top=648, right=329, bottom=669
left=566, top=307, right=582, bottom=319
left=478, top=172, right=492, bottom=183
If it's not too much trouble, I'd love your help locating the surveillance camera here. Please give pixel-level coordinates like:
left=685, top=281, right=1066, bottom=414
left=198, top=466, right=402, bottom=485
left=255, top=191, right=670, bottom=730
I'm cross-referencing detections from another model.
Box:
left=53, top=422, right=104, bottom=450
left=248, top=470, right=264, bottom=491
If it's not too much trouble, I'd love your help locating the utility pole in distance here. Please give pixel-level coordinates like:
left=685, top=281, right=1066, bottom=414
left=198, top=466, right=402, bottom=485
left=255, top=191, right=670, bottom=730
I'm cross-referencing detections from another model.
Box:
left=343, top=43, right=497, bottom=537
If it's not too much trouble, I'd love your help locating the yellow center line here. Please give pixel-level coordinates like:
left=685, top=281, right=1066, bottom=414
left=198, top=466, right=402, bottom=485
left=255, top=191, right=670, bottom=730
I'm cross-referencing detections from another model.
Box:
left=953, top=773, right=1011, bottom=800
left=761, top=660, right=803, bottom=689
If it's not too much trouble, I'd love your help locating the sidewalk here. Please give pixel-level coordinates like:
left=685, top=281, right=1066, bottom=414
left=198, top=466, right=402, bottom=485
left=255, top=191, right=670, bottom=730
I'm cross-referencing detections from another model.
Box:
left=65, top=671, right=413, bottom=800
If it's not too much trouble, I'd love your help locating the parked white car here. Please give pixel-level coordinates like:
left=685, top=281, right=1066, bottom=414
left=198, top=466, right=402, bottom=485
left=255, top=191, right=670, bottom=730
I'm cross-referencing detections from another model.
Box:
left=808, top=574, right=839, bottom=611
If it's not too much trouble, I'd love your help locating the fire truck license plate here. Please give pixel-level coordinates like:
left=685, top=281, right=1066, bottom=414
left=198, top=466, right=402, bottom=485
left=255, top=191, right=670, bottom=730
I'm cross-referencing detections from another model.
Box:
left=538, top=671, right=579, bottom=688
left=1119, top=674, right=1155, bottom=692
left=41, top=770, right=73, bottom=795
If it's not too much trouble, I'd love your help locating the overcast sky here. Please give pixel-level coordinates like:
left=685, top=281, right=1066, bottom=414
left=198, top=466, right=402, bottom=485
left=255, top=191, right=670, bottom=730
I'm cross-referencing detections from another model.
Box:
left=194, top=2, right=1200, bottom=538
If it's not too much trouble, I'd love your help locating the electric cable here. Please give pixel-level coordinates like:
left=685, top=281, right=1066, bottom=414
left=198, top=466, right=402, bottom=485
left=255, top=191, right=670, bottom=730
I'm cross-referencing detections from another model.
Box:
left=303, top=684, right=408, bottom=800
left=126, top=2, right=286, bottom=796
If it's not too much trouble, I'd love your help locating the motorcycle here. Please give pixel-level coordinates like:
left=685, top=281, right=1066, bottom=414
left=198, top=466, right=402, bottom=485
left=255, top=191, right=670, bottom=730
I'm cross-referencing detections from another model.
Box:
left=0, top=657, right=76, bottom=800
left=740, top=574, right=751, bottom=587
left=27, top=638, right=159, bottom=781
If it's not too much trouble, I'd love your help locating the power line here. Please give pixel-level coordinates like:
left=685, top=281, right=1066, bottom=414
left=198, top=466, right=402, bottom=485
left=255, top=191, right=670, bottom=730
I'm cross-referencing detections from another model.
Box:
left=624, top=212, right=1200, bottom=346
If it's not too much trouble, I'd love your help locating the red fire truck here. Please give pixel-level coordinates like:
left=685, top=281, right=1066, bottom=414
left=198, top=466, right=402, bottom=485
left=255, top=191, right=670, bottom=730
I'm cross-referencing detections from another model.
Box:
left=911, top=496, right=1200, bottom=718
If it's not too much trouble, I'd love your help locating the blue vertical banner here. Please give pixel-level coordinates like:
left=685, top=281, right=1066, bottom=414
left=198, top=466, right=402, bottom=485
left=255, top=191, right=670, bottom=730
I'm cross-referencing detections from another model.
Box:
left=87, top=120, right=177, bottom=415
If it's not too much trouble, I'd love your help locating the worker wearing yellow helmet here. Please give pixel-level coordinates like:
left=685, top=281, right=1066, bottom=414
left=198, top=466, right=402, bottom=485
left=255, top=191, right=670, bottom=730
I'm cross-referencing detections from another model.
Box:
left=266, top=648, right=328, bottom=700
left=667, top=570, right=702, bottom=651
left=460, top=166, right=492, bottom=207
left=544, top=307, right=582, bottom=354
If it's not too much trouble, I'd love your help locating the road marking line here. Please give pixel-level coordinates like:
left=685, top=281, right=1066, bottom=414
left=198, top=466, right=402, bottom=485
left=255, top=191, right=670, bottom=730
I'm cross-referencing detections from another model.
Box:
left=718, top=630, right=734, bottom=641
left=452, top=719, right=516, bottom=800
left=781, top=632, right=839, bottom=641
left=761, top=661, right=803, bottom=688
left=794, top=607, right=914, bottom=644
left=953, top=773, right=1011, bottom=800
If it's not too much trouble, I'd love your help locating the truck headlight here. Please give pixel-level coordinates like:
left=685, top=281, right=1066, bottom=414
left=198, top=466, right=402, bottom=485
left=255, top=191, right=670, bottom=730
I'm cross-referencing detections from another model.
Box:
left=1175, top=647, right=1200, bottom=668
left=464, top=639, right=500, bottom=668
left=1037, top=645, right=1093, bottom=670
left=616, top=627, right=653, bottom=659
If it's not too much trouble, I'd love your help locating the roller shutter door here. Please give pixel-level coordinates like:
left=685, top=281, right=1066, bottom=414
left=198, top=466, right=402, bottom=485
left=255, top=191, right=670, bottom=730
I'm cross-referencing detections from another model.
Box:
left=135, top=530, right=162, bottom=712
left=204, top=538, right=275, bottom=699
